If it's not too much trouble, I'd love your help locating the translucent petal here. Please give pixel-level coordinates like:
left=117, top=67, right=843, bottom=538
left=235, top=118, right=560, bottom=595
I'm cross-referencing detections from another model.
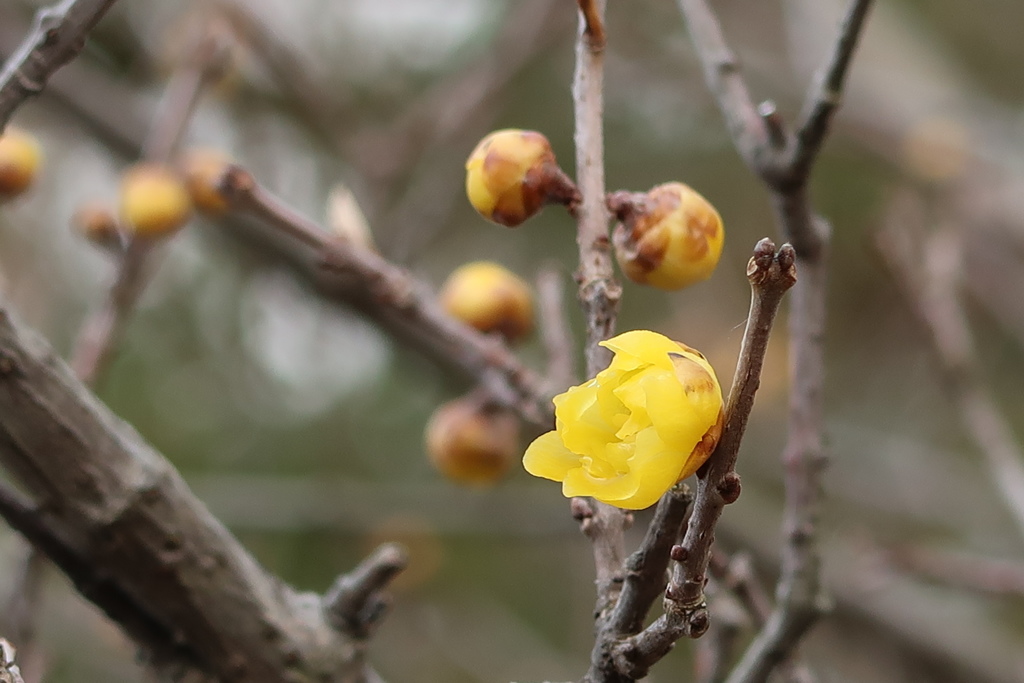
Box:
left=615, top=427, right=685, bottom=509
left=523, top=431, right=579, bottom=482
left=555, top=380, right=617, bottom=455
left=639, top=370, right=706, bottom=452
left=562, top=466, right=640, bottom=502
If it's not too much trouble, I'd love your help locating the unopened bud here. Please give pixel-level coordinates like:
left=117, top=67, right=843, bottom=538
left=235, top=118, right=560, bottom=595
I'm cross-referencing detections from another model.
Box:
left=120, top=163, right=192, bottom=236
left=425, top=398, right=521, bottom=486
left=610, top=182, right=724, bottom=291
left=72, top=201, right=123, bottom=251
left=440, top=261, right=534, bottom=342
left=0, top=127, right=41, bottom=199
left=182, top=148, right=232, bottom=215
left=465, top=129, right=579, bottom=227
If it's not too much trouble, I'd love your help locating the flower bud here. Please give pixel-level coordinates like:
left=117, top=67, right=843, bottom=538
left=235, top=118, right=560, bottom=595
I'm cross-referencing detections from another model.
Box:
left=119, top=163, right=192, bottom=236
left=439, top=261, right=534, bottom=342
left=465, top=129, right=579, bottom=227
left=524, top=330, right=724, bottom=510
left=182, top=148, right=232, bottom=215
left=425, top=397, right=521, bottom=486
left=72, top=201, right=123, bottom=251
left=609, top=182, right=724, bottom=291
left=0, top=127, right=41, bottom=199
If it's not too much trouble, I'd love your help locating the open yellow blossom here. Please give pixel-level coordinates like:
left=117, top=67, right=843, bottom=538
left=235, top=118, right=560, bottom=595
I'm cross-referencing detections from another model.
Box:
left=523, top=330, right=724, bottom=510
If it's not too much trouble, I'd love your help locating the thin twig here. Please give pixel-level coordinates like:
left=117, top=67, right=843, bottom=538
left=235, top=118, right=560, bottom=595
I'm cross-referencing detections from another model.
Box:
left=882, top=545, right=1024, bottom=598
left=570, top=0, right=629, bottom=664
left=69, top=28, right=225, bottom=385
left=576, top=0, right=606, bottom=50
left=217, top=164, right=550, bottom=425
left=323, top=543, right=408, bottom=639
left=790, top=0, right=874, bottom=183
left=0, top=0, right=119, bottom=131
left=610, top=239, right=796, bottom=680
left=536, top=266, right=577, bottom=393
left=876, top=204, right=1024, bottom=542
left=675, top=2, right=874, bottom=679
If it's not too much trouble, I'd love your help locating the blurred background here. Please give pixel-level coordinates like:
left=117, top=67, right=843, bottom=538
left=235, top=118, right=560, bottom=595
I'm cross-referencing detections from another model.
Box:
left=1, top=0, right=1024, bottom=681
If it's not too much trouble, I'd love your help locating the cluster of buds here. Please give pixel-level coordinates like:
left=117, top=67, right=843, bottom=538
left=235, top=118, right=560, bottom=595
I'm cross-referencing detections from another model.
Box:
left=0, top=127, right=41, bottom=199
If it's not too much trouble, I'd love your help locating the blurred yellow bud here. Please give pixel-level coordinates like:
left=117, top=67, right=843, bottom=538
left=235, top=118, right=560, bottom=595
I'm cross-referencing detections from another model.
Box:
left=120, top=163, right=192, bottom=236
left=426, top=397, right=521, bottom=486
left=439, top=261, right=534, bottom=342
left=0, top=127, right=41, bottom=199
left=524, top=330, right=724, bottom=510
left=609, top=182, right=724, bottom=291
left=465, top=129, right=579, bottom=227
left=182, top=148, right=232, bottom=215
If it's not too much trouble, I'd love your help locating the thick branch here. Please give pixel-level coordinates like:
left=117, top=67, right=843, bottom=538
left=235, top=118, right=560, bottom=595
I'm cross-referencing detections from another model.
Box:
left=0, top=303, right=382, bottom=681
left=0, top=0, right=118, bottom=131
left=610, top=240, right=796, bottom=679
left=217, top=165, right=549, bottom=425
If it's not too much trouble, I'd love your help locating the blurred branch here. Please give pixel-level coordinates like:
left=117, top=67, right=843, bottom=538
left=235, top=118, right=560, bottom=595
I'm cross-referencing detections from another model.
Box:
left=536, top=266, right=577, bottom=393
left=876, top=196, right=1024, bottom=542
left=693, top=586, right=747, bottom=683
left=674, top=2, right=873, bottom=680
left=69, top=27, right=227, bottom=386
left=217, top=164, right=550, bottom=425
left=611, top=240, right=795, bottom=680
left=881, top=545, right=1024, bottom=598
left=0, top=0, right=118, bottom=131
left=0, top=303, right=389, bottom=681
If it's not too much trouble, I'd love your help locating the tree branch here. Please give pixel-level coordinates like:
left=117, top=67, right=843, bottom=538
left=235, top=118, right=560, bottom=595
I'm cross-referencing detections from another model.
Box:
left=609, top=240, right=796, bottom=680
left=675, top=3, right=874, bottom=679
left=0, top=301, right=388, bottom=681
left=217, top=164, right=550, bottom=425
left=0, top=0, right=118, bottom=131
left=323, top=543, right=408, bottom=639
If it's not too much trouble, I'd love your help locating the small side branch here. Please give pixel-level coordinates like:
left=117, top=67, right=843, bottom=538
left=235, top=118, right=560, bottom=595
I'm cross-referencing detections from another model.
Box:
left=0, top=0, right=119, bottom=131
left=323, top=543, right=408, bottom=639
left=610, top=240, right=796, bottom=680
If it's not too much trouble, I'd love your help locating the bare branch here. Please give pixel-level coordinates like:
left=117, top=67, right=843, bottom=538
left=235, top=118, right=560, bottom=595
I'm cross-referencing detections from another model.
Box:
left=876, top=201, right=1024, bottom=542
left=0, top=303, right=384, bottom=681
left=536, top=266, right=577, bottom=393
left=0, top=639, right=25, bottom=683
left=576, top=0, right=606, bottom=50
left=882, top=545, right=1024, bottom=598
left=610, top=240, right=796, bottom=679
left=790, top=0, right=874, bottom=182
left=0, top=0, right=118, bottom=131
left=217, top=164, right=550, bottom=425
left=675, top=0, right=770, bottom=171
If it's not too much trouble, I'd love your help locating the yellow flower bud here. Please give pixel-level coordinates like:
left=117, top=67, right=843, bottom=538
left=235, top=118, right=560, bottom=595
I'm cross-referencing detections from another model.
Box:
left=72, top=201, right=122, bottom=250
left=119, top=163, right=192, bottom=236
left=439, top=261, right=534, bottom=342
left=609, top=182, right=724, bottom=291
left=426, top=397, right=521, bottom=486
left=182, top=148, right=232, bottom=215
left=0, top=127, right=41, bottom=199
left=465, top=129, right=579, bottom=227
left=523, top=330, right=724, bottom=510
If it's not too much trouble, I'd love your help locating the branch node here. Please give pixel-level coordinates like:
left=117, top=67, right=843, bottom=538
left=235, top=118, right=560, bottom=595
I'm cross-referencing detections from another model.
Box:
left=757, top=100, right=788, bottom=150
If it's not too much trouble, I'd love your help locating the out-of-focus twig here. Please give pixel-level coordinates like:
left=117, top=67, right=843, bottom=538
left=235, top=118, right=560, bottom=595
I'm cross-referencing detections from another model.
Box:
left=881, top=544, right=1024, bottom=598
left=69, top=27, right=227, bottom=385
left=672, top=2, right=874, bottom=680
left=0, top=0, right=119, bottom=131
left=217, top=164, right=550, bottom=425
left=693, top=585, right=748, bottom=683
left=536, top=266, right=576, bottom=394
left=876, top=196, right=1024, bottom=542
left=611, top=240, right=796, bottom=680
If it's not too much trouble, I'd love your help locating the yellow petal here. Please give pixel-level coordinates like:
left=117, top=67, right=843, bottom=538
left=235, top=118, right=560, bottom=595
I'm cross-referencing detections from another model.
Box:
left=554, top=381, right=617, bottom=455
left=600, top=330, right=680, bottom=371
left=523, top=431, right=579, bottom=482
left=562, top=466, right=640, bottom=503
left=615, top=427, right=684, bottom=509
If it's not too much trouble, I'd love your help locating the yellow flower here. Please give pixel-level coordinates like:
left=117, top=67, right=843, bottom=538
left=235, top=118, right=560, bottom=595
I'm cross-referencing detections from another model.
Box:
left=523, top=330, right=724, bottom=510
